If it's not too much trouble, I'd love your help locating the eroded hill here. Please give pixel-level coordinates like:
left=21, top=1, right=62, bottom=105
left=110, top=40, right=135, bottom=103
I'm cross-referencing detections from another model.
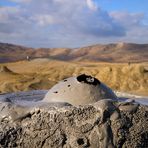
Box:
left=0, top=59, right=147, bottom=96
left=0, top=42, right=148, bottom=63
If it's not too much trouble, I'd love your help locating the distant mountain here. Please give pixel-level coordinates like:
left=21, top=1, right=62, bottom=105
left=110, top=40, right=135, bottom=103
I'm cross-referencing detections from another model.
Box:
left=0, top=43, right=33, bottom=62
left=68, top=42, right=148, bottom=62
left=0, top=42, right=148, bottom=63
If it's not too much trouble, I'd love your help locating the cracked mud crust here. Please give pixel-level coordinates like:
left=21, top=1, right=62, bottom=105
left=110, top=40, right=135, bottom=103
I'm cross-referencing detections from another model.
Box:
left=0, top=99, right=147, bottom=148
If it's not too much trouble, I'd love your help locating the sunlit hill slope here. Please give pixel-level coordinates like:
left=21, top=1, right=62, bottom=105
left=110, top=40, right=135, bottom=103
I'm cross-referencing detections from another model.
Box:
left=0, top=42, right=148, bottom=63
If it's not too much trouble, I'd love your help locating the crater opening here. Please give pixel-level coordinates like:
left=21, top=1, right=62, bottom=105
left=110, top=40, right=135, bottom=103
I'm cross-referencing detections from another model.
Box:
left=77, top=138, right=85, bottom=145
left=77, top=74, right=101, bottom=86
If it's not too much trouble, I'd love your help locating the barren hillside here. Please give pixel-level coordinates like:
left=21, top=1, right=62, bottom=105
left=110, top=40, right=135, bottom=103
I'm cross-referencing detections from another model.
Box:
left=0, top=42, right=148, bottom=63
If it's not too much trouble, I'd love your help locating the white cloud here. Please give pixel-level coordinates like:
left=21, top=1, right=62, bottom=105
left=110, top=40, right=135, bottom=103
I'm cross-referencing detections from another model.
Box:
left=109, top=11, right=148, bottom=43
left=9, top=0, right=32, bottom=3
left=86, top=0, right=97, bottom=10
left=31, top=14, right=56, bottom=26
left=0, top=6, right=20, bottom=18
left=0, top=0, right=147, bottom=47
left=110, top=12, right=144, bottom=27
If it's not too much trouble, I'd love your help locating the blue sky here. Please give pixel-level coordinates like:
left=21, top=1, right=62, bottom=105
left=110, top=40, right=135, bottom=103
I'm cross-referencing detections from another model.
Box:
left=0, top=1, right=14, bottom=6
left=0, top=0, right=148, bottom=48
left=96, top=0, right=148, bottom=12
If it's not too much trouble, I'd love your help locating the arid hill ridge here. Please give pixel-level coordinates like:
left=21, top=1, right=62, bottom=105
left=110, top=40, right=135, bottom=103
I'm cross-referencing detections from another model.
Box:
left=0, top=42, right=148, bottom=63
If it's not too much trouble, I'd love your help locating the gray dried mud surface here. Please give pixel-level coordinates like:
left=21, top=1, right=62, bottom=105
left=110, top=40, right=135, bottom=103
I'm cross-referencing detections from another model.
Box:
left=0, top=92, right=148, bottom=148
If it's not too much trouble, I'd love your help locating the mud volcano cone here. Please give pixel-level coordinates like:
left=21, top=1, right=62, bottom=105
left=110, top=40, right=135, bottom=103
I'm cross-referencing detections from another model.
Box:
left=44, top=74, right=117, bottom=106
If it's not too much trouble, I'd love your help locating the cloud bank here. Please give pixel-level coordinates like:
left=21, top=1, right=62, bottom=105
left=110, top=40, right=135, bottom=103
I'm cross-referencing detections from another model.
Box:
left=0, top=0, right=148, bottom=47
